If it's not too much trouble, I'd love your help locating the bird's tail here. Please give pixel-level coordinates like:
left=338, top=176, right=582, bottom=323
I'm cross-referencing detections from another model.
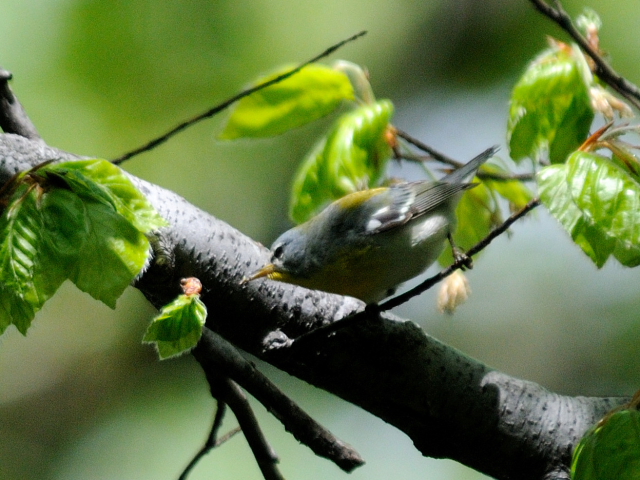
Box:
left=443, top=145, right=499, bottom=184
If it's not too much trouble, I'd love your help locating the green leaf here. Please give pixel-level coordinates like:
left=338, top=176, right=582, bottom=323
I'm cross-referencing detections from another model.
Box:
left=40, top=188, right=89, bottom=259
left=45, top=160, right=167, bottom=233
left=538, top=163, right=615, bottom=267
left=69, top=197, right=151, bottom=308
left=40, top=160, right=166, bottom=307
left=143, top=294, right=207, bottom=359
left=508, top=42, right=594, bottom=164
left=0, top=186, right=42, bottom=293
left=481, top=164, right=534, bottom=210
left=567, top=152, right=640, bottom=266
left=0, top=159, right=167, bottom=336
left=35, top=188, right=88, bottom=300
left=0, top=187, right=48, bottom=335
left=0, top=284, right=38, bottom=336
left=537, top=164, right=582, bottom=232
left=572, top=409, right=640, bottom=480
left=289, top=99, right=394, bottom=223
left=537, top=152, right=640, bottom=268
left=219, top=63, right=355, bottom=139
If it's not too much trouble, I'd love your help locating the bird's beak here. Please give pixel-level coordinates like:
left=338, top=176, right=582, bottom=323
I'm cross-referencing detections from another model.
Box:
left=241, top=263, right=277, bottom=285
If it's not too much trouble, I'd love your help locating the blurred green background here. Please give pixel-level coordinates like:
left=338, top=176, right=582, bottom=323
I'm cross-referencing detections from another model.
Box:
left=2, top=1, right=640, bottom=479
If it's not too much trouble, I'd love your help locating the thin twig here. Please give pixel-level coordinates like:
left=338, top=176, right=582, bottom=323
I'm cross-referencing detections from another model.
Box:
left=395, top=128, right=460, bottom=167
left=178, top=401, right=241, bottom=480
left=216, top=376, right=284, bottom=480
left=111, top=31, right=367, bottom=165
left=192, top=328, right=365, bottom=473
left=379, top=197, right=541, bottom=311
left=215, top=426, right=243, bottom=447
left=528, top=0, right=640, bottom=110
left=478, top=171, right=536, bottom=182
left=397, top=153, right=536, bottom=182
left=395, top=129, right=536, bottom=181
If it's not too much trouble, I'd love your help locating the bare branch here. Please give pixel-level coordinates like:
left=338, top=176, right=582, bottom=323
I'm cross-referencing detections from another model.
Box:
left=192, top=328, right=365, bottom=473
left=178, top=401, right=240, bottom=480
left=529, top=0, right=640, bottom=110
left=395, top=128, right=460, bottom=167
left=380, top=197, right=541, bottom=311
left=209, top=375, right=284, bottom=480
left=111, top=31, right=367, bottom=165
left=395, top=129, right=536, bottom=182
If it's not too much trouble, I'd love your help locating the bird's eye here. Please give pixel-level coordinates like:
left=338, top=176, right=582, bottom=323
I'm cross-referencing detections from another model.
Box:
left=272, top=245, right=284, bottom=260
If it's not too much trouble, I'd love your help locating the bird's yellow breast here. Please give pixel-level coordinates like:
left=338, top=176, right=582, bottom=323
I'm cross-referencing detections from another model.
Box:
left=272, top=243, right=394, bottom=302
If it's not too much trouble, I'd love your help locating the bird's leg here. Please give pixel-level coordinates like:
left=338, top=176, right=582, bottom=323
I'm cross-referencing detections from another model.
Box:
left=448, top=232, right=473, bottom=270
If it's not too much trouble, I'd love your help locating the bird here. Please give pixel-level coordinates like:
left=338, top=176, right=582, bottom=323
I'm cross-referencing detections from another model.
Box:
left=244, top=146, right=497, bottom=303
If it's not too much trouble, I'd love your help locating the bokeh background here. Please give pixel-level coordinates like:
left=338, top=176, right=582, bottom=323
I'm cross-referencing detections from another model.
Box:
left=2, top=1, right=640, bottom=479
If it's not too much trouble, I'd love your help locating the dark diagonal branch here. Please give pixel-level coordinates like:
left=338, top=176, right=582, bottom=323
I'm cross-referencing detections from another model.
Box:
left=395, top=128, right=535, bottom=182
left=395, top=128, right=459, bottom=167
left=111, top=31, right=366, bottom=165
left=191, top=328, right=365, bottom=473
left=529, top=0, right=640, bottom=110
left=205, top=373, right=283, bottom=480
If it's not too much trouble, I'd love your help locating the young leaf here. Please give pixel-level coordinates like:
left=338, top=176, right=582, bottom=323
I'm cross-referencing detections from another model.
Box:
left=567, top=152, right=640, bottom=266
left=0, top=158, right=168, bottom=336
left=45, top=160, right=167, bottom=233
left=0, top=187, right=47, bottom=334
left=289, top=99, right=394, bottom=223
left=572, top=409, right=640, bottom=480
left=219, top=63, right=355, bottom=139
left=0, top=186, right=43, bottom=293
left=143, top=294, right=207, bottom=359
left=536, top=151, right=640, bottom=269
left=39, top=160, right=167, bottom=307
left=508, top=42, right=594, bottom=164
left=69, top=197, right=151, bottom=308
left=575, top=7, right=602, bottom=38
left=0, top=285, right=36, bottom=335
left=481, top=164, right=534, bottom=210
left=538, top=163, right=615, bottom=267
left=35, top=188, right=88, bottom=300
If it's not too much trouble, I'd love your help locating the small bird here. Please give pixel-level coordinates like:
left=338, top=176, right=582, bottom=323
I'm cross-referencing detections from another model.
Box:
left=244, top=146, right=497, bottom=303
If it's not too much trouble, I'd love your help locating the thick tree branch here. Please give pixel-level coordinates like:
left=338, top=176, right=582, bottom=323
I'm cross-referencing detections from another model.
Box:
left=0, top=133, right=627, bottom=480
left=192, top=328, right=364, bottom=473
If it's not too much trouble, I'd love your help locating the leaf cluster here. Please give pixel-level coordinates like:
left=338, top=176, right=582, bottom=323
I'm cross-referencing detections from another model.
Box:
left=0, top=159, right=167, bottom=335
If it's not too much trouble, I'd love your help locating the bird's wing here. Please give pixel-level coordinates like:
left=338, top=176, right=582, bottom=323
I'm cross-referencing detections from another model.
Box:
left=408, top=181, right=475, bottom=217
left=364, top=146, right=497, bottom=235
left=365, top=181, right=473, bottom=234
